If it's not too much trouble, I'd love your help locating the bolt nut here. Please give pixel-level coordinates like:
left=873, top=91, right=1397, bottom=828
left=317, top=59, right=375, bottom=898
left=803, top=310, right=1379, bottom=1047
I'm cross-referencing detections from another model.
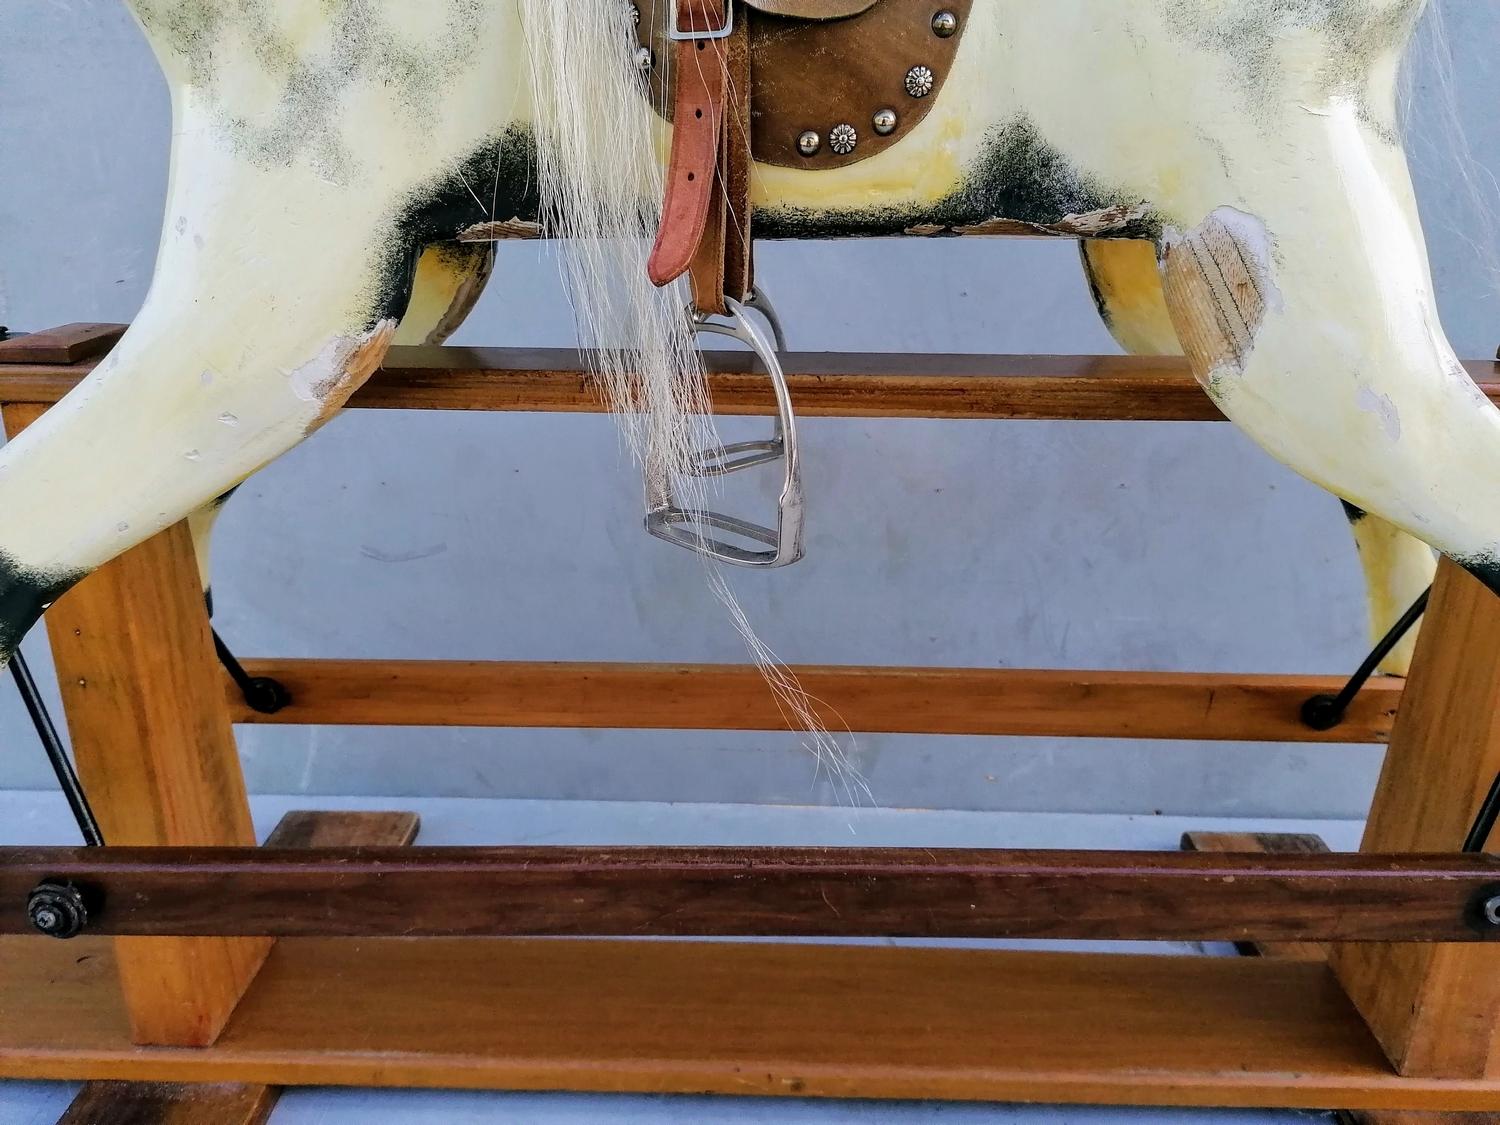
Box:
left=1484, top=894, right=1500, bottom=928
left=27, top=882, right=89, bottom=940
left=932, top=9, right=959, bottom=38
left=797, top=130, right=822, bottom=156
left=873, top=108, right=898, bottom=136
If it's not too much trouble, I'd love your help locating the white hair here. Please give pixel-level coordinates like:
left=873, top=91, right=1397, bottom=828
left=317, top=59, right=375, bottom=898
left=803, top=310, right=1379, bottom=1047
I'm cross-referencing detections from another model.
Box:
left=516, top=0, right=869, bottom=803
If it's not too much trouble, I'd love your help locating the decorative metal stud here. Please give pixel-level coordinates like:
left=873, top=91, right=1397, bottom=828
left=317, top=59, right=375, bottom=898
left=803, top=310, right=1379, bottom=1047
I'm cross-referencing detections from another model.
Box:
left=634, top=45, right=654, bottom=73
left=628, top=2, right=641, bottom=23
left=797, top=130, right=822, bottom=156
left=829, top=123, right=858, bottom=156
left=905, top=65, right=935, bottom=98
left=872, top=108, right=898, bottom=136
left=931, top=9, right=958, bottom=38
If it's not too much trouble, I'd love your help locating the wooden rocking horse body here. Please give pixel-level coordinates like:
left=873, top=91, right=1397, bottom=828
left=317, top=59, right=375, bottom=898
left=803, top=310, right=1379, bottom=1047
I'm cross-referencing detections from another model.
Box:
left=0, top=0, right=1461, bottom=685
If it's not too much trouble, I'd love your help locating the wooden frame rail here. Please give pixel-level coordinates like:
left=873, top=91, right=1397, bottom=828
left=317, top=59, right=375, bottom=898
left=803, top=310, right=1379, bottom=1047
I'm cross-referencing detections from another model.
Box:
left=5, top=332, right=1500, bottom=420
left=7, top=846, right=1500, bottom=942
left=224, top=659, right=1401, bottom=742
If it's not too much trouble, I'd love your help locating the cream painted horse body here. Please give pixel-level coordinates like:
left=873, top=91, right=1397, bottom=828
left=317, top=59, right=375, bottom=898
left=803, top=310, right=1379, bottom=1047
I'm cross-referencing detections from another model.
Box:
left=0, top=0, right=1459, bottom=679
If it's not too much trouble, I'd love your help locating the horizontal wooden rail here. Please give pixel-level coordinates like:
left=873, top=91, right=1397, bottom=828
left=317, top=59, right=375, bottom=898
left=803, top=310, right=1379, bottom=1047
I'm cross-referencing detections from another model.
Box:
left=6, top=846, right=1500, bottom=942
left=5, top=338, right=1500, bottom=420
left=224, top=658, right=1401, bottom=743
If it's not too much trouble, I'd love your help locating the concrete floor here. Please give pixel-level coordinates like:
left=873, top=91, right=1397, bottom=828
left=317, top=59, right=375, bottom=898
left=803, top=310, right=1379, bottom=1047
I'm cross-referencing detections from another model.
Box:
left=0, top=791, right=1359, bottom=1124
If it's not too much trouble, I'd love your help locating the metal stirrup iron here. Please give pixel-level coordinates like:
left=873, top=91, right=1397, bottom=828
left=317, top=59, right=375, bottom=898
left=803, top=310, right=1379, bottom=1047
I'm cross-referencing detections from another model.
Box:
left=646, top=290, right=805, bottom=567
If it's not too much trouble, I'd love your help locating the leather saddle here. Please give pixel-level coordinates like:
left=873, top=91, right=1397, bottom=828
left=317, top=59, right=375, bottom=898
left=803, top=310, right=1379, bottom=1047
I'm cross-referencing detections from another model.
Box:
left=637, top=0, right=971, bottom=312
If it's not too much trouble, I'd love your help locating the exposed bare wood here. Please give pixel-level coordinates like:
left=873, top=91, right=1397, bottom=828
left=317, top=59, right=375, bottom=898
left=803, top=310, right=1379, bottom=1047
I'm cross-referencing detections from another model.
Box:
left=4, top=345, right=1499, bottom=421
left=221, top=658, right=1402, bottom=743
left=3, top=935, right=1499, bottom=1111
left=3, top=846, right=1498, bottom=942
left=1332, top=561, right=1500, bottom=1078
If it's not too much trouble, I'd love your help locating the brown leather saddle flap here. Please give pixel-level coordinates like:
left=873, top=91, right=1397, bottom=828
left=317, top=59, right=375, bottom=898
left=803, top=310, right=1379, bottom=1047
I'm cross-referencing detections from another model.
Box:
left=635, top=0, right=971, bottom=171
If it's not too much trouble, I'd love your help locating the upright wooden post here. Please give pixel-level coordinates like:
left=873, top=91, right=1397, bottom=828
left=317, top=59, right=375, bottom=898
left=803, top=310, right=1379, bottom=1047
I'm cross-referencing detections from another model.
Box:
left=1331, top=558, right=1500, bottom=1077
left=4, top=401, right=271, bottom=1048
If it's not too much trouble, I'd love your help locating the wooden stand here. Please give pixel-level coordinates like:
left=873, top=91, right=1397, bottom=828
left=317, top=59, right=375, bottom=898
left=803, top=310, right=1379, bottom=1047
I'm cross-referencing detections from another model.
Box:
left=4, top=325, right=1500, bottom=1118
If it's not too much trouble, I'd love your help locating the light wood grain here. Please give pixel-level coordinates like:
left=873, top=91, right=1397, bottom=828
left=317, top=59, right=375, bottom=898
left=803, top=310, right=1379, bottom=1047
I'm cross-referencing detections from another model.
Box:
left=55, top=810, right=421, bottom=1125
left=2, top=935, right=1499, bottom=1110
left=4, top=345, right=1500, bottom=421
left=2, top=402, right=271, bottom=1049
left=1332, top=559, right=1500, bottom=1078
left=222, top=658, right=1401, bottom=742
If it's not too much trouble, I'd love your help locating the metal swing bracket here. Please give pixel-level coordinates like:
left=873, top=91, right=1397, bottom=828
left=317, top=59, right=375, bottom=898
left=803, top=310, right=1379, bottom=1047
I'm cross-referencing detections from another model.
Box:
left=646, top=289, right=806, bottom=568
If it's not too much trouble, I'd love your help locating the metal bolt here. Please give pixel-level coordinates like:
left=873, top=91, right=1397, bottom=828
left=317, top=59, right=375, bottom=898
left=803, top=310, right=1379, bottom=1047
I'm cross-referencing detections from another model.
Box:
left=872, top=108, right=898, bottom=136
left=932, top=9, right=959, bottom=37
left=797, top=130, right=822, bottom=156
left=1485, top=894, right=1500, bottom=928
left=634, top=46, right=654, bottom=73
left=27, top=882, right=89, bottom=940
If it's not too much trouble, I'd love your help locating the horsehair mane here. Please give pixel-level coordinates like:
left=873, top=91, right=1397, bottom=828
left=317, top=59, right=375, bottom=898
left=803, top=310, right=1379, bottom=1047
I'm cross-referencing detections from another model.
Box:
left=519, top=0, right=864, bottom=799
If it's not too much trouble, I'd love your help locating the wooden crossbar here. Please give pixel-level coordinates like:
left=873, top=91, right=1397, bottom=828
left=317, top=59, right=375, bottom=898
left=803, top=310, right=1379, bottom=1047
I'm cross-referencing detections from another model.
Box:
left=222, top=658, right=1401, bottom=743
left=6, top=846, right=1500, bottom=942
left=4, top=340, right=1500, bottom=420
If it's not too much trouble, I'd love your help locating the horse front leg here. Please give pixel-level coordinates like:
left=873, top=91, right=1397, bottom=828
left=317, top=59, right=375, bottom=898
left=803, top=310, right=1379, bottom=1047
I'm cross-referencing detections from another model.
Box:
left=0, top=161, right=444, bottom=664
left=1148, top=102, right=1499, bottom=603
left=185, top=241, right=496, bottom=609
left=1081, top=238, right=1435, bottom=674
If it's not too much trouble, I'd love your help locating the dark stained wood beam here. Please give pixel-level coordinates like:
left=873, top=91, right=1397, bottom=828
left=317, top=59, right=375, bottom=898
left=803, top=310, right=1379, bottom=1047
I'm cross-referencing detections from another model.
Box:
left=6, top=846, right=1500, bottom=942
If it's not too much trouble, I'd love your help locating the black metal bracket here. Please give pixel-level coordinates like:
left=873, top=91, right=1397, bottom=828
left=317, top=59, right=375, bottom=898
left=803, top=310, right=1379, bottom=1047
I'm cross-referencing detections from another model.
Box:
left=1301, top=586, right=1431, bottom=732
left=213, top=628, right=291, bottom=715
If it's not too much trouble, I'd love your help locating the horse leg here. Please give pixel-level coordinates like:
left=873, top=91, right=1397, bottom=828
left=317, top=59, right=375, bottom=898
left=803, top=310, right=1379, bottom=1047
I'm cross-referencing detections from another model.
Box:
left=1144, top=97, right=1500, bottom=612
left=1081, top=238, right=1435, bottom=674
left=187, top=242, right=496, bottom=608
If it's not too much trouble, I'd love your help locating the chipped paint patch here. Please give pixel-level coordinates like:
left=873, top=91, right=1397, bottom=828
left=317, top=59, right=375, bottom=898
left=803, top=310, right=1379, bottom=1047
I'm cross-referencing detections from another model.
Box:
left=458, top=218, right=542, bottom=242
left=1357, top=385, right=1403, bottom=441
left=1161, top=206, right=1281, bottom=390
left=288, top=319, right=397, bottom=431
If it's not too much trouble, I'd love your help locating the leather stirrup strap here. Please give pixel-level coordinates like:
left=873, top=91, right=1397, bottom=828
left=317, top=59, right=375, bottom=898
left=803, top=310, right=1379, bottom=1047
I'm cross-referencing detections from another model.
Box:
left=647, top=0, right=753, bottom=316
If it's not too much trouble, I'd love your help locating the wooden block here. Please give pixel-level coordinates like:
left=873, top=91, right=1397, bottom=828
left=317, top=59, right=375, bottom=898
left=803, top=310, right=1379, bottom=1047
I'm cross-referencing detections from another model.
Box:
left=1181, top=831, right=1332, bottom=961
left=0, top=323, right=124, bottom=365
left=57, top=1081, right=276, bottom=1125
left=1337, top=1112, right=1500, bottom=1125
left=1332, top=560, right=1500, bottom=1078
left=55, top=810, right=420, bottom=1125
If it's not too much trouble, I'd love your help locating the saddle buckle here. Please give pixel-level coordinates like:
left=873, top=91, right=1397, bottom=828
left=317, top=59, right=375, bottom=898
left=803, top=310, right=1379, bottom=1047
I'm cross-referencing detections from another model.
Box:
left=667, top=0, right=736, bottom=41
left=646, top=289, right=805, bottom=568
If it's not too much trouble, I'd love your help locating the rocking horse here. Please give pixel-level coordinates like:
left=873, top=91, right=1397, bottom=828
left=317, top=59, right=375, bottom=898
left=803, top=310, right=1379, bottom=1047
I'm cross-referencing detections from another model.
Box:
left=0, top=0, right=1466, bottom=692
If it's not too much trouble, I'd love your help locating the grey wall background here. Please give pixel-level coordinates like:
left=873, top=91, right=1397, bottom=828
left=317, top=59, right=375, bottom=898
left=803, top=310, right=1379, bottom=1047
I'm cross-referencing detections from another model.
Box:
left=0, top=3, right=1496, bottom=818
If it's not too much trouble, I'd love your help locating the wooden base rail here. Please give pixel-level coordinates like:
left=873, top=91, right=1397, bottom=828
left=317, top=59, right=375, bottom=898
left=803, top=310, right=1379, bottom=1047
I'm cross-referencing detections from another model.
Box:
left=6, top=333, right=1500, bottom=421
left=7, top=846, right=1500, bottom=942
left=224, top=658, right=1402, bottom=742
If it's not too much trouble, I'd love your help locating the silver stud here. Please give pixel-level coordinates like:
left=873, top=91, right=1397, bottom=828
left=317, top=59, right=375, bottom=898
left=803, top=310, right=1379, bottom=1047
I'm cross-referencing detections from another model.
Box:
left=872, top=108, right=898, bottom=136
left=797, top=130, right=822, bottom=156
left=829, top=123, right=858, bottom=156
left=630, top=3, right=642, bottom=22
left=634, top=45, right=654, bottom=72
left=931, top=10, right=958, bottom=37
left=905, top=65, right=935, bottom=98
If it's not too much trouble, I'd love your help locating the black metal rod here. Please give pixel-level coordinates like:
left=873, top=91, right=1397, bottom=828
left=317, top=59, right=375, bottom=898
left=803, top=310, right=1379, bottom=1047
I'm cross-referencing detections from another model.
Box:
left=9, top=651, right=103, bottom=846
left=1465, top=770, right=1500, bottom=854
left=213, top=627, right=291, bottom=715
left=1302, top=586, right=1432, bottom=732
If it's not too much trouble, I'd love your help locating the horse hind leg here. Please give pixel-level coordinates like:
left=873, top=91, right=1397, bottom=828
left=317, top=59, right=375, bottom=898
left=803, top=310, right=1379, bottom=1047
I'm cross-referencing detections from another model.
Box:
left=1080, top=238, right=1435, bottom=675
